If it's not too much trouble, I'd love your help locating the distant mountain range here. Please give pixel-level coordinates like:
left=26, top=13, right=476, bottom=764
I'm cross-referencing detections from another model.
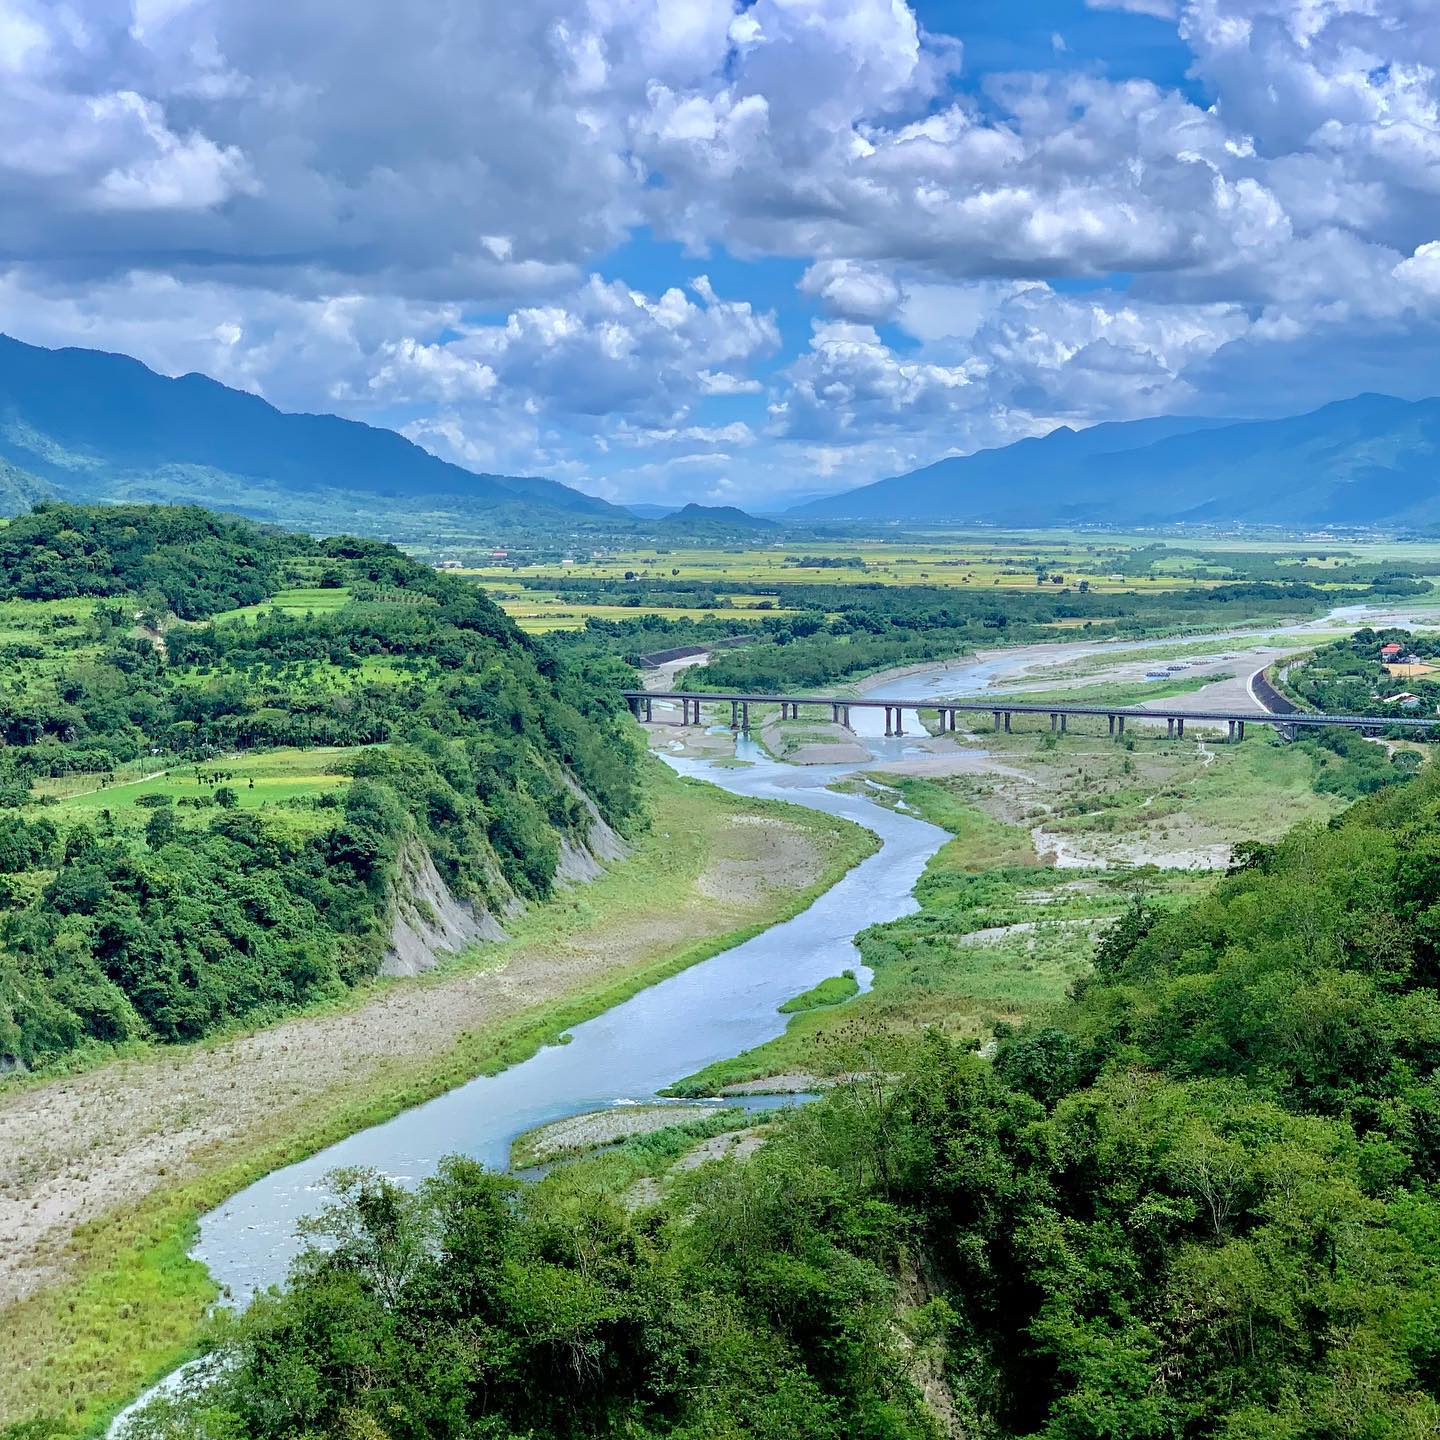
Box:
left=0, top=334, right=631, bottom=530
left=791, top=395, right=1440, bottom=527
left=9, top=334, right=1440, bottom=535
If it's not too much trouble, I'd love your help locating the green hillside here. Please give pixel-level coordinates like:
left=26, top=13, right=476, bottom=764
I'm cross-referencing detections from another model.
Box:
left=0, top=503, right=643, bottom=1071
left=0, top=335, right=634, bottom=534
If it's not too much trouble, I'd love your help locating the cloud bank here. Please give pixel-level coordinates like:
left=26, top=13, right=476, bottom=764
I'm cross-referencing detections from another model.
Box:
left=3, top=0, right=1440, bottom=503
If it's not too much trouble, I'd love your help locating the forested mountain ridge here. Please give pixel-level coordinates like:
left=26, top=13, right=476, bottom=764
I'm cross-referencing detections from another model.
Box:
left=0, top=503, right=643, bottom=1072
left=0, top=335, right=631, bottom=530
left=792, top=393, right=1440, bottom=526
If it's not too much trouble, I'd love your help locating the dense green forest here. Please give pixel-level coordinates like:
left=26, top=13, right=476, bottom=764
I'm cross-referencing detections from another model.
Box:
left=125, top=759, right=1440, bottom=1439
left=0, top=504, right=642, bottom=1072
left=542, top=573, right=1429, bottom=692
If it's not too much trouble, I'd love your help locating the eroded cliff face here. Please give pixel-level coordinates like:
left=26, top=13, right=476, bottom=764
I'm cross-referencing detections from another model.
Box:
left=556, top=776, right=629, bottom=884
left=381, top=839, right=508, bottom=977
left=381, top=778, right=630, bottom=977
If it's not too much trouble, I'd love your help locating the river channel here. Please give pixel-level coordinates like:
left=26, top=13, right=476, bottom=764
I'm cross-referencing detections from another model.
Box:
left=110, top=606, right=1440, bottom=1429
left=191, top=735, right=950, bottom=1304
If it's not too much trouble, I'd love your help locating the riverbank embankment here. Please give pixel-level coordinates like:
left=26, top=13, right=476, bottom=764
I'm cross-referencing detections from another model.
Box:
left=0, top=765, right=876, bottom=1437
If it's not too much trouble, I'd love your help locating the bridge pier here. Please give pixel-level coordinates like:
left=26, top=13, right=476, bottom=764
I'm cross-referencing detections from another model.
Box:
left=621, top=691, right=1433, bottom=749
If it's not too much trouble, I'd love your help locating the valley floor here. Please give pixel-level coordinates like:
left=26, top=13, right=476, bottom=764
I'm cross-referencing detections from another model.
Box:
left=0, top=766, right=873, bottom=1435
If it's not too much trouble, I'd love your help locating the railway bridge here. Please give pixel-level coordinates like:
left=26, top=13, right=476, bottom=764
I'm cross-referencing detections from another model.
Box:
left=623, top=690, right=1438, bottom=744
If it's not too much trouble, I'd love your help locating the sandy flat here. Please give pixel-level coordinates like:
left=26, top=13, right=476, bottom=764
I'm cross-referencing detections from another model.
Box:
left=512, top=1104, right=717, bottom=1167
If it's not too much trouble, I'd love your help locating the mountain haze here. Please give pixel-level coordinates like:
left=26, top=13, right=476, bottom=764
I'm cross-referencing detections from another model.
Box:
left=0, top=335, right=628, bottom=528
left=793, top=396, right=1440, bottom=526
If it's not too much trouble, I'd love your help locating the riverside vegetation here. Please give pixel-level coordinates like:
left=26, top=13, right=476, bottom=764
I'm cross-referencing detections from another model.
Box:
left=126, top=762, right=1440, bottom=1439
left=481, top=540, right=1436, bottom=689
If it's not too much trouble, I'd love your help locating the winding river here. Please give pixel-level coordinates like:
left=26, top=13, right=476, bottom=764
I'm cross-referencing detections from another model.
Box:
left=182, top=604, right=1434, bottom=1305
left=190, top=735, right=951, bottom=1304
left=111, top=604, right=1440, bottom=1432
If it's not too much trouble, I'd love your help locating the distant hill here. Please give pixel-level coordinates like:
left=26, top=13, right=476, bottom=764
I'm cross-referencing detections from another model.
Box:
left=657, top=503, right=778, bottom=535
left=0, top=334, right=631, bottom=528
left=790, top=396, right=1440, bottom=526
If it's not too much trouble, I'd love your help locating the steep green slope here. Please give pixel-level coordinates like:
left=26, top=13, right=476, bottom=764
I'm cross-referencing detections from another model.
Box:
left=0, top=503, right=643, bottom=1071
left=0, top=335, right=632, bottom=529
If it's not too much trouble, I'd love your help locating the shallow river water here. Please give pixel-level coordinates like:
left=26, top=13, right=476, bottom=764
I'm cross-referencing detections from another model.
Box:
left=191, top=735, right=950, bottom=1304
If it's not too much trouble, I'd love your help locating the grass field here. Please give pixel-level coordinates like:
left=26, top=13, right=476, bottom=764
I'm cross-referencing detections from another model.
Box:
left=456, top=534, right=1440, bottom=598
left=29, top=746, right=360, bottom=829
left=212, top=586, right=352, bottom=624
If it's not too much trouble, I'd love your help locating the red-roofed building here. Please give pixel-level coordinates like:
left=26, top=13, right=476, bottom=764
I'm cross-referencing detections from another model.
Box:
left=1381, top=642, right=1403, bottom=657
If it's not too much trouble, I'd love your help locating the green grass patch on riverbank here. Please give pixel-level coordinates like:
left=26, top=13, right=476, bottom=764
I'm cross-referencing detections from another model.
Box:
left=983, top=673, right=1230, bottom=709
left=0, top=762, right=877, bottom=1440
left=541, top=1106, right=780, bottom=1208
left=510, top=1103, right=757, bottom=1173
left=1011, top=730, right=1338, bottom=846
left=779, top=970, right=859, bottom=1013
left=672, top=788, right=1137, bottom=1095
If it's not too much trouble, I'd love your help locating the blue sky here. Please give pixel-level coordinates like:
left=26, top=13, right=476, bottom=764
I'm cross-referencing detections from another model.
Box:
left=3, top=0, right=1439, bottom=509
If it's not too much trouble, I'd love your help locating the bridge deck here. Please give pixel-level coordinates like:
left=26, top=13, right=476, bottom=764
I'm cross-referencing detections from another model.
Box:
left=624, top=690, right=1436, bottom=732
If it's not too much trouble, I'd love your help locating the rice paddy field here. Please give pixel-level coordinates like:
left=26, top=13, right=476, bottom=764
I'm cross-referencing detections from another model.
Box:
left=452, top=532, right=1440, bottom=631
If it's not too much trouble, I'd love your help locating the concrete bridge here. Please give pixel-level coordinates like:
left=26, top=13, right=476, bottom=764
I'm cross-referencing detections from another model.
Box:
left=623, top=690, right=1438, bottom=744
